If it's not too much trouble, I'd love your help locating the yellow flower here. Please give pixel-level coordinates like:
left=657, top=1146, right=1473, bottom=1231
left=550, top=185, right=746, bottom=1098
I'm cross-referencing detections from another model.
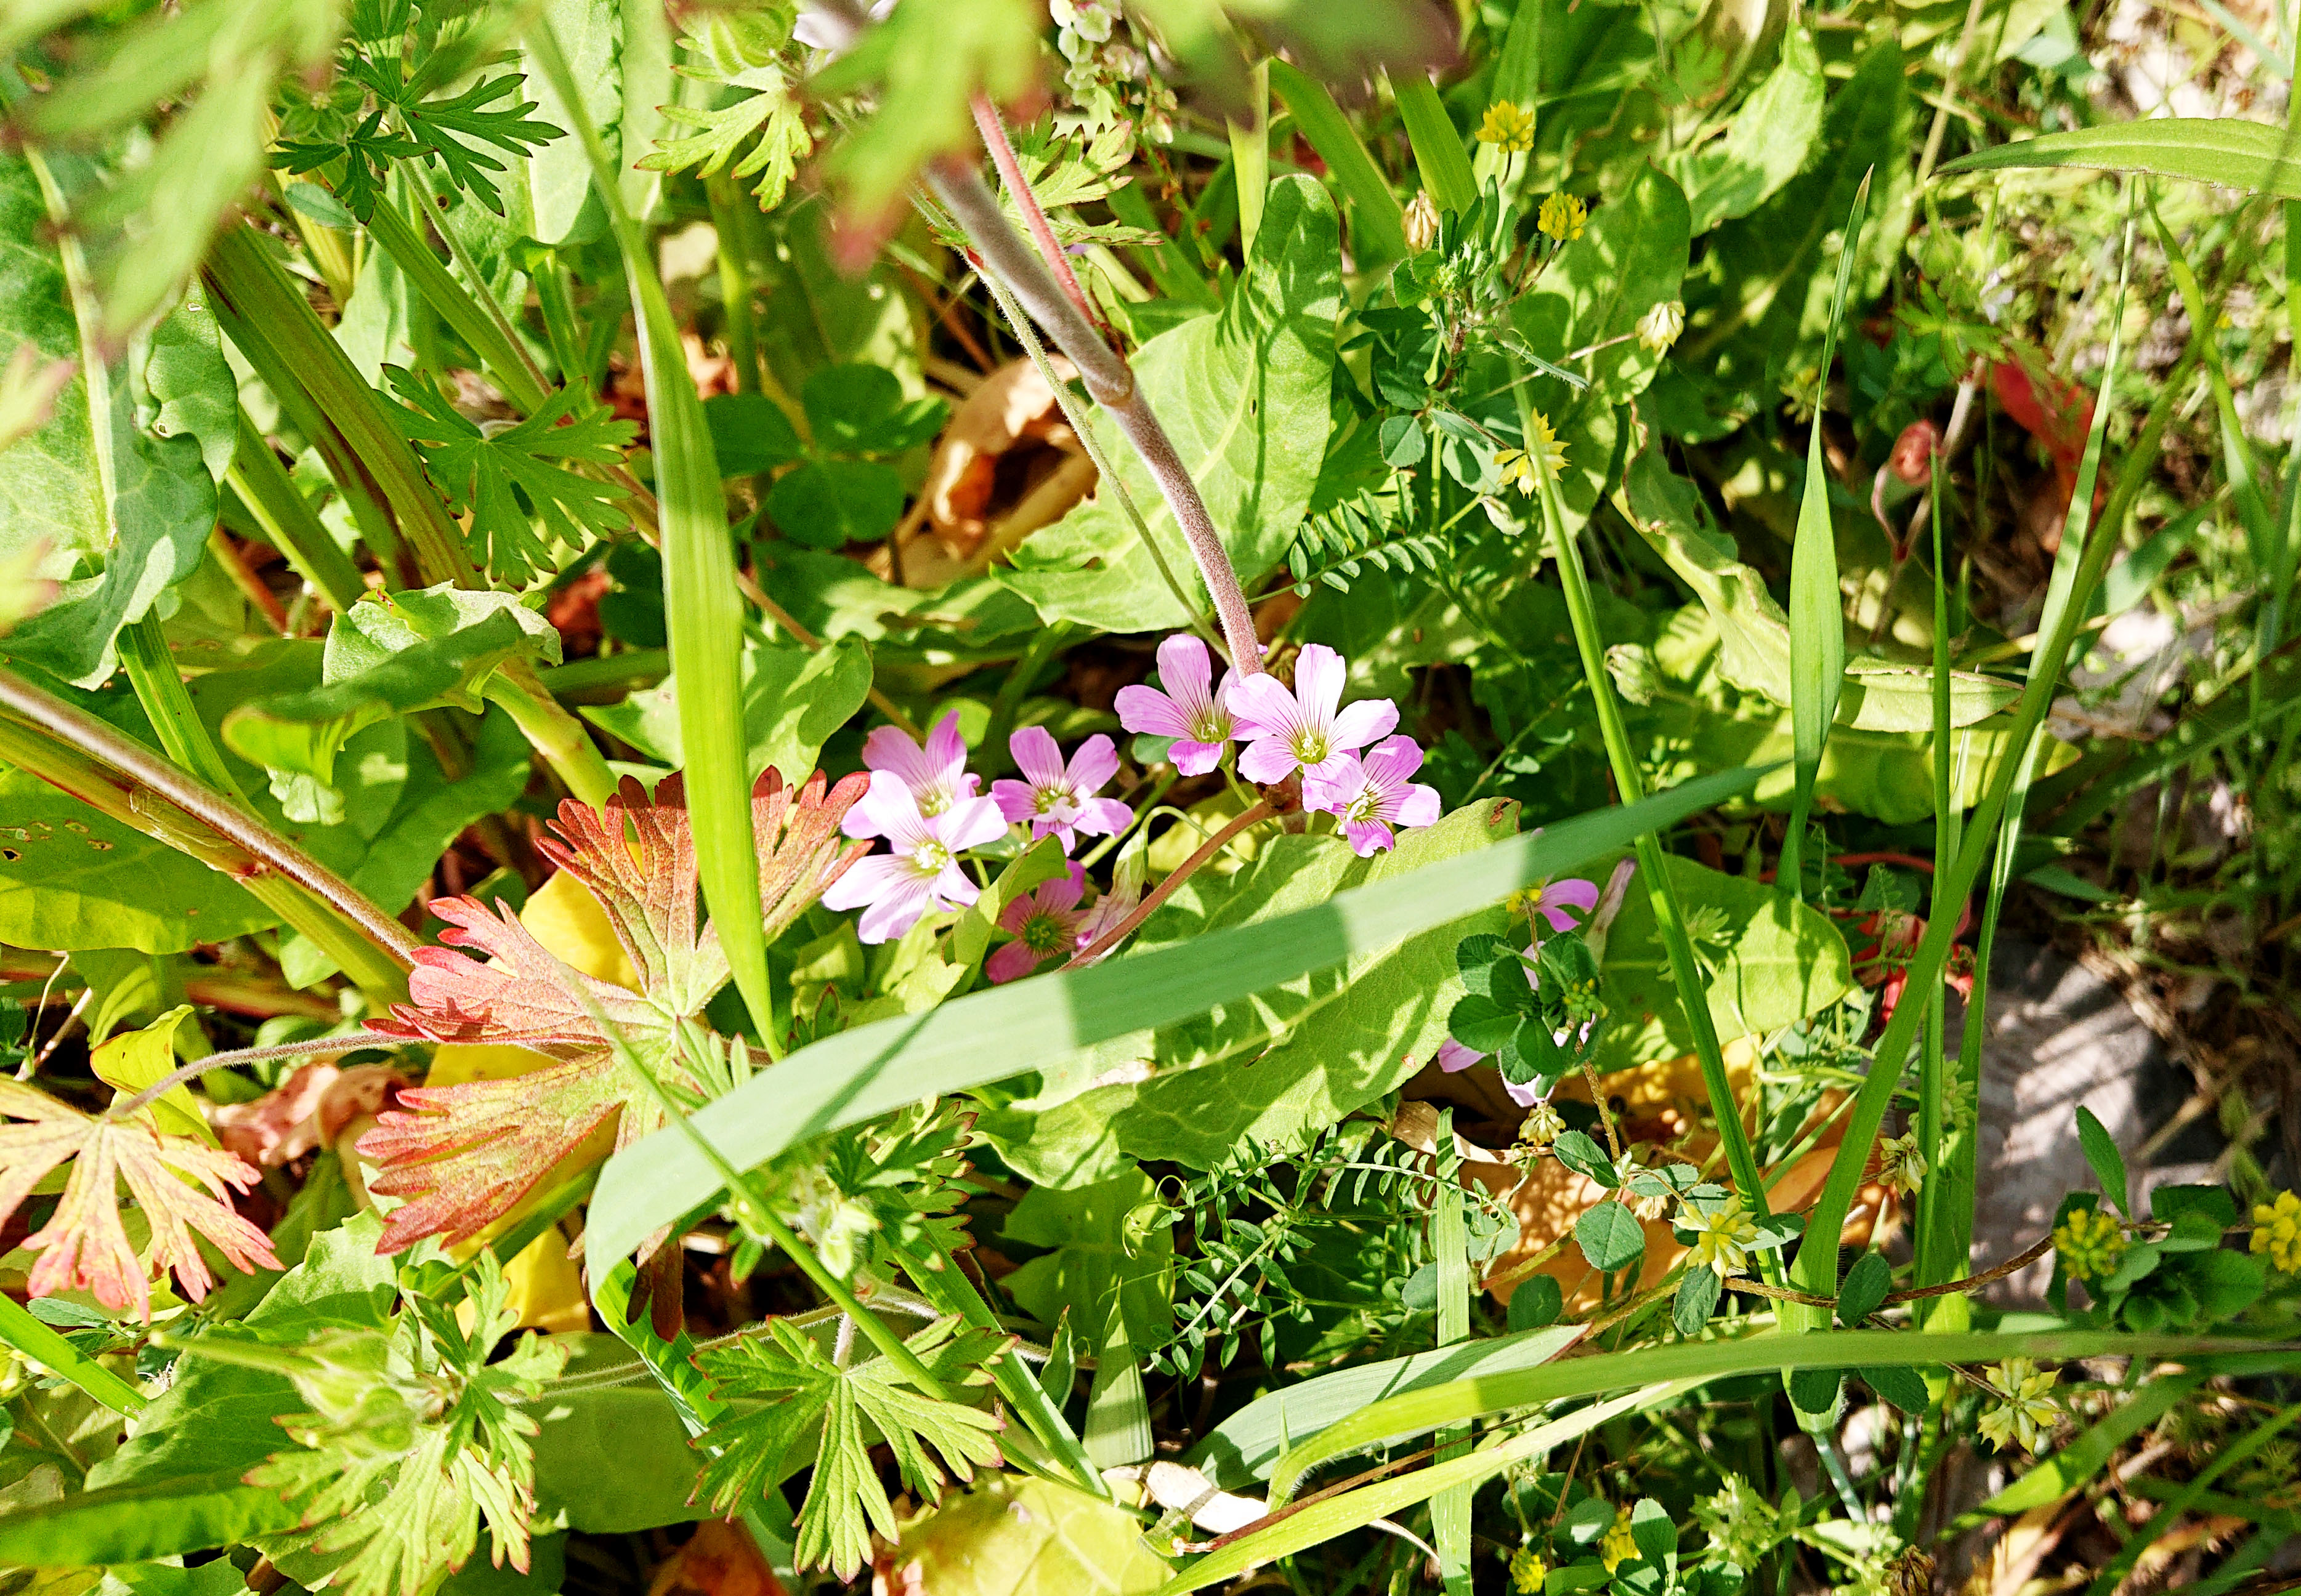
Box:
left=1517, top=1100, right=1565, bottom=1152
left=1636, top=299, right=1685, bottom=353
left=1493, top=414, right=1567, bottom=496
left=1976, top=1359, right=2060, bottom=1453
left=1508, top=1546, right=1550, bottom=1592
left=1877, top=1131, right=1927, bottom=1196
left=2254, top=1190, right=2301, bottom=1274
left=1477, top=100, right=1537, bottom=153
left=2054, top=1204, right=2127, bottom=1283
left=1686, top=1198, right=1760, bottom=1278
left=1538, top=191, right=1587, bottom=243
left=1599, top=1510, right=1640, bottom=1573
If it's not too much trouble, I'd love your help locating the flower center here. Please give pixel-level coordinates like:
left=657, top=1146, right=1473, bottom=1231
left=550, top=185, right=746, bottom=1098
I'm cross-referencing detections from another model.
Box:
left=918, top=790, right=950, bottom=818
left=1192, top=709, right=1230, bottom=745
left=1343, top=785, right=1383, bottom=823
left=1033, top=784, right=1072, bottom=815
left=910, top=839, right=953, bottom=877
left=1290, top=730, right=1330, bottom=765
left=1021, top=912, right=1069, bottom=954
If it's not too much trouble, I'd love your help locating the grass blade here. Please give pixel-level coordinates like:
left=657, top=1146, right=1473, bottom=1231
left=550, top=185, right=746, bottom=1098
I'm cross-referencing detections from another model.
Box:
left=1269, top=60, right=1410, bottom=264
left=1939, top=116, right=2301, bottom=198
left=1391, top=70, right=1478, bottom=214
left=1915, top=430, right=1962, bottom=1294
left=1777, top=169, right=1873, bottom=900
left=0, top=1292, right=147, bottom=1414
left=526, top=19, right=773, bottom=1042
left=1430, top=1108, right=1471, bottom=1596
left=583, top=767, right=1769, bottom=1290
left=1782, top=191, right=2141, bottom=1324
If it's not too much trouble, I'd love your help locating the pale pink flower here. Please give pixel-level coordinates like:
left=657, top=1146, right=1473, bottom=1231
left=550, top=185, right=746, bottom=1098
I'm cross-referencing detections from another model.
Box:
left=1224, top=644, right=1398, bottom=786
left=991, top=727, right=1133, bottom=853
left=1303, top=735, right=1441, bottom=855
left=1115, top=634, right=1237, bottom=776
left=824, top=772, right=1006, bottom=943
left=986, top=864, right=1089, bottom=985
left=858, top=710, right=979, bottom=821
left=1523, top=877, right=1601, bottom=933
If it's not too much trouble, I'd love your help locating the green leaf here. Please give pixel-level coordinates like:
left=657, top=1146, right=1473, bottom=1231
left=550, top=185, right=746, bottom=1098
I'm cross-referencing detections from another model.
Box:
left=1863, top=1365, right=1931, bottom=1413
left=1672, top=1268, right=1720, bottom=1335
left=1001, top=174, right=1340, bottom=633
left=638, top=42, right=809, bottom=211
left=1187, top=1323, right=1583, bottom=1490
left=1837, top=1251, right=1892, bottom=1326
left=979, top=802, right=1520, bottom=1182
left=578, top=636, right=873, bottom=785
left=520, top=0, right=622, bottom=243
left=1509, top=1275, right=1563, bottom=1332
left=222, top=587, right=562, bottom=784
left=1000, top=1170, right=1175, bottom=1355
left=0, top=155, right=221, bottom=687
left=952, top=837, right=1071, bottom=969
left=1267, top=60, right=1409, bottom=265
left=384, top=369, right=636, bottom=584
left=1516, top=164, right=1692, bottom=418
left=1575, top=1201, right=1645, bottom=1272
left=90, top=1005, right=209, bottom=1144
left=801, top=364, right=945, bottom=456
left=1618, top=451, right=2019, bottom=730
left=1550, top=1130, right=1616, bottom=1187
left=528, top=1336, right=707, bottom=1532
left=584, top=767, right=1766, bottom=1289
left=2076, top=1105, right=2132, bottom=1217
left=1670, top=28, right=1824, bottom=233
left=766, top=459, right=905, bottom=547
left=1585, top=853, right=1853, bottom=1074
left=704, top=393, right=804, bottom=475
left=1939, top=117, right=2301, bottom=198
left=888, top=1474, right=1173, bottom=1595
left=1083, top=1312, right=1152, bottom=1470
left=1630, top=1497, right=1675, bottom=1565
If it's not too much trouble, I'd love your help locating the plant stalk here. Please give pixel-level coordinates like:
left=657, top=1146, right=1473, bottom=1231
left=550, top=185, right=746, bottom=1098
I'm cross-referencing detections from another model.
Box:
left=926, top=159, right=1267, bottom=675
left=225, top=417, right=369, bottom=615
left=364, top=186, right=551, bottom=414
left=1064, top=799, right=1277, bottom=967
left=483, top=656, right=619, bottom=810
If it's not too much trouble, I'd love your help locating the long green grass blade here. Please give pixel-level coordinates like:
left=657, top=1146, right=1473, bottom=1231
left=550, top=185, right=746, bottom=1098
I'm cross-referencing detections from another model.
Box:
left=1778, top=170, right=1872, bottom=900
left=1782, top=195, right=2140, bottom=1325
left=526, top=19, right=772, bottom=1041
left=583, top=768, right=1766, bottom=1291
left=1269, top=60, right=1410, bottom=264
left=2081, top=1404, right=2301, bottom=1596
left=1939, top=116, right=2301, bottom=198
left=1915, top=435, right=1961, bottom=1293
left=1391, top=71, right=1478, bottom=214
left=1430, top=1110, right=1471, bottom=1596
left=1266, top=1329, right=2271, bottom=1504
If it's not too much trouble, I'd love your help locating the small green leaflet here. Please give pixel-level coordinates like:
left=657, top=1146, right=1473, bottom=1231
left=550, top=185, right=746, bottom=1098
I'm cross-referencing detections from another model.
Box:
left=694, top=1315, right=1009, bottom=1579
left=384, top=371, right=637, bottom=584
left=1575, top=1201, right=1644, bottom=1272
left=640, top=58, right=811, bottom=210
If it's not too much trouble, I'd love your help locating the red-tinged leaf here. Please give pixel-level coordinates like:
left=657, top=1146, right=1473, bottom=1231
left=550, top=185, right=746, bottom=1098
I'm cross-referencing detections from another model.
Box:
left=358, top=767, right=871, bottom=1255
left=0, top=1079, right=280, bottom=1318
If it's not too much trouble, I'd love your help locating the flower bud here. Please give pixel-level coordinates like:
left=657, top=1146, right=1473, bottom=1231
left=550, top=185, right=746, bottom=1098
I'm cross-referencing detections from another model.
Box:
left=1636, top=299, right=1684, bottom=354
left=1403, top=190, right=1439, bottom=252
left=1890, top=418, right=1943, bottom=486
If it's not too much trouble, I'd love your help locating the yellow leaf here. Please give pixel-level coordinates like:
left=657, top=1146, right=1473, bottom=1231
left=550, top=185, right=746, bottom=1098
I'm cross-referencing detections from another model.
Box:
left=90, top=1006, right=213, bottom=1146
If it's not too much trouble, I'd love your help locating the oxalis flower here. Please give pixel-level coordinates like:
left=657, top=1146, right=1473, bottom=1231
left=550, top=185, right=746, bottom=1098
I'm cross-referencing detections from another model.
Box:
left=987, top=864, right=1089, bottom=985
left=992, top=727, right=1133, bottom=852
left=1115, top=632, right=1237, bottom=776
left=826, top=770, right=1008, bottom=943
left=1304, top=734, right=1441, bottom=855
left=1225, top=643, right=1397, bottom=786
left=859, top=709, right=979, bottom=818
left=1508, top=876, right=1601, bottom=935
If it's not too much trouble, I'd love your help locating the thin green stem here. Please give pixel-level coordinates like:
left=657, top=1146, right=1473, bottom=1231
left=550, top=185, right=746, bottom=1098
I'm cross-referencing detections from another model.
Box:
left=482, top=656, right=618, bottom=810
left=705, top=172, right=764, bottom=395
left=365, top=184, right=550, bottom=414
left=225, top=419, right=368, bottom=615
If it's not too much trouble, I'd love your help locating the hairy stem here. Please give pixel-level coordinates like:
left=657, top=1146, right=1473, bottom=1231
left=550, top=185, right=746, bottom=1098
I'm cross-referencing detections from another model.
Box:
left=0, top=667, right=423, bottom=971
left=926, top=160, right=1266, bottom=674
left=969, top=95, right=1102, bottom=333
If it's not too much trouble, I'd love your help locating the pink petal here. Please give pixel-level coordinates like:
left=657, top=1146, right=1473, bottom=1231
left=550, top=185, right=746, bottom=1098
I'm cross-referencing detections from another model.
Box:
left=1038, top=863, right=1088, bottom=913
left=1328, top=697, right=1400, bottom=755
left=985, top=940, right=1043, bottom=984
left=997, top=890, right=1038, bottom=935
left=924, top=711, right=969, bottom=779
left=1116, top=685, right=1191, bottom=739
left=822, top=852, right=901, bottom=913
left=1155, top=632, right=1213, bottom=709
left=844, top=770, right=931, bottom=844
left=938, top=793, right=1012, bottom=853
left=1341, top=817, right=1396, bottom=855
left=1066, top=734, right=1119, bottom=795
left=855, top=874, right=934, bottom=943
left=1502, top=1074, right=1546, bottom=1109
left=862, top=723, right=934, bottom=788
left=1077, top=796, right=1134, bottom=839
left=932, top=859, right=982, bottom=911
left=1540, top=878, right=1602, bottom=914
left=1300, top=755, right=1362, bottom=815
left=1436, top=1039, right=1486, bottom=1073
left=1362, top=734, right=1425, bottom=783
left=1394, top=782, right=1442, bottom=831
left=1224, top=674, right=1300, bottom=741
left=1170, top=738, right=1226, bottom=777
left=1010, top=725, right=1068, bottom=789
left=1292, top=645, right=1346, bottom=725
left=990, top=778, right=1039, bottom=826
left=1237, top=736, right=1301, bottom=785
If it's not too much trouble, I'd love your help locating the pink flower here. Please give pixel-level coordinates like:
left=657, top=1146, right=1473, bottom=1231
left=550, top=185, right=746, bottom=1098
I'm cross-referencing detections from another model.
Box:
left=1225, top=644, right=1398, bottom=786
left=1115, top=634, right=1237, bottom=776
left=859, top=710, right=979, bottom=820
left=990, top=727, right=1133, bottom=853
left=1303, top=735, right=1441, bottom=855
left=985, top=864, right=1089, bottom=985
left=1523, top=877, right=1601, bottom=933
left=823, top=771, right=1006, bottom=943
left=1437, top=1038, right=1553, bottom=1109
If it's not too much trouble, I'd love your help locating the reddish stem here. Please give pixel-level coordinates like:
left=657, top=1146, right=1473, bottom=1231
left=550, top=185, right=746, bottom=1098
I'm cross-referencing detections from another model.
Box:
left=1063, top=799, right=1277, bottom=969
left=970, top=95, right=1104, bottom=338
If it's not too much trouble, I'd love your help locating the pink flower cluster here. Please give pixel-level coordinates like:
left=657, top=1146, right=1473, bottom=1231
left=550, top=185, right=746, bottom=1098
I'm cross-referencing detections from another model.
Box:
left=1117, top=637, right=1440, bottom=856
left=822, top=712, right=1139, bottom=962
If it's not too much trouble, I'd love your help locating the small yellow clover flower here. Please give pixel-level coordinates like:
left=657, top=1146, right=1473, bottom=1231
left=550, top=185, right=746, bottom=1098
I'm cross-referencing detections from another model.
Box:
left=1686, top=1198, right=1761, bottom=1278
left=1494, top=414, right=1567, bottom=495
left=2053, top=1204, right=2127, bottom=1283
left=1538, top=191, right=1588, bottom=243
left=1636, top=299, right=1686, bottom=354
left=1876, top=1130, right=1927, bottom=1197
left=1599, top=1509, right=1641, bottom=1573
left=1977, top=1359, right=2061, bottom=1453
left=1477, top=100, right=1537, bottom=153
left=2254, top=1190, right=2301, bottom=1275
left=1508, top=1546, right=1549, bottom=1593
